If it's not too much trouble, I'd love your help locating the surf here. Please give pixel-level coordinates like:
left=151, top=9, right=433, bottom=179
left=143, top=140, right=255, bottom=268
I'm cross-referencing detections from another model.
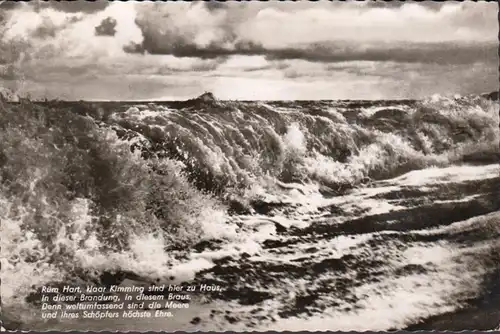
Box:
left=1, top=91, right=498, bottom=330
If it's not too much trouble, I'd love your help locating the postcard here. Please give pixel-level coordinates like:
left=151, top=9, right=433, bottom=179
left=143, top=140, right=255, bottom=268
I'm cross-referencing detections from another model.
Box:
left=1, top=0, right=499, bottom=332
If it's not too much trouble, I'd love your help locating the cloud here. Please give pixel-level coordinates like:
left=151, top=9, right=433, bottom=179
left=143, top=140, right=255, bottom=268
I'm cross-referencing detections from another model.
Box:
left=0, top=5, right=85, bottom=86
left=32, top=15, right=82, bottom=39
left=95, top=16, right=117, bottom=36
left=123, top=2, right=239, bottom=57
left=36, top=1, right=110, bottom=14
left=0, top=2, right=143, bottom=83
left=123, top=2, right=497, bottom=66
left=0, top=63, right=17, bottom=80
left=203, top=1, right=227, bottom=12
left=0, top=1, right=497, bottom=100
left=264, top=41, right=498, bottom=65
left=0, top=1, right=25, bottom=11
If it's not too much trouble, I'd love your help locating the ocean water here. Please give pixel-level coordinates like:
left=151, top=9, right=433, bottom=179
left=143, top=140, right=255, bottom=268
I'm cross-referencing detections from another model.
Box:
left=1, top=93, right=499, bottom=331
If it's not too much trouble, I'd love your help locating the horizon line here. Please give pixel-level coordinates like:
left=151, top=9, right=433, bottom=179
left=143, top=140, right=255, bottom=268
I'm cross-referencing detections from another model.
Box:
left=8, top=89, right=498, bottom=103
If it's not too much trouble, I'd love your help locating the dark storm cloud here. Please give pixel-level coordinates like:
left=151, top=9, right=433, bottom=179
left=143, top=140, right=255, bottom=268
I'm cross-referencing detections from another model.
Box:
left=95, top=17, right=117, bottom=36
left=124, top=39, right=263, bottom=59
left=37, top=1, right=109, bottom=13
left=125, top=38, right=497, bottom=66
left=203, top=1, right=227, bottom=12
left=264, top=42, right=498, bottom=65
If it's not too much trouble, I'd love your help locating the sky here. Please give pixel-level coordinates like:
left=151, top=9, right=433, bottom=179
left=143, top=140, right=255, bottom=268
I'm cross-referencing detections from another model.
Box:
left=0, top=1, right=498, bottom=101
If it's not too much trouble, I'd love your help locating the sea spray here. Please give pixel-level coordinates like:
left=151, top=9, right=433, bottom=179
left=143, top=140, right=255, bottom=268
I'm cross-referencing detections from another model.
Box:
left=1, top=93, right=498, bottom=327
left=0, top=100, right=228, bottom=323
left=108, top=94, right=498, bottom=197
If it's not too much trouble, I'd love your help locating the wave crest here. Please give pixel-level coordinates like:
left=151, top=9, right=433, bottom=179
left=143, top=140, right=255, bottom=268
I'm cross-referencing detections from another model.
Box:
left=0, top=101, right=226, bottom=319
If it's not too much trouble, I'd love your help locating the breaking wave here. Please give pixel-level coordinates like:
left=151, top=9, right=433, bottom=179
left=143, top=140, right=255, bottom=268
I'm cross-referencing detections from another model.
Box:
left=107, top=94, right=498, bottom=197
left=0, top=93, right=498, bottom=327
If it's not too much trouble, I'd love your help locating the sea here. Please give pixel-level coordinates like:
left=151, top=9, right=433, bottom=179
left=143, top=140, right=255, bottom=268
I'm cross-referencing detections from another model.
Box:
left=1, top=92, right=499, bottom=331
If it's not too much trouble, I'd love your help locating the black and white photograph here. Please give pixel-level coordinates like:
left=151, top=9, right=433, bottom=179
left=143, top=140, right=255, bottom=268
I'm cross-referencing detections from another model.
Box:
left=0, top=0, right=499, bottom=331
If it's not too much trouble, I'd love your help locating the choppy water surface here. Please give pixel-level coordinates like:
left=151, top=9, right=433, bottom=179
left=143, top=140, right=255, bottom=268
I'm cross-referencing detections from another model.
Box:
left=1, top=94, right=499, bottom=330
